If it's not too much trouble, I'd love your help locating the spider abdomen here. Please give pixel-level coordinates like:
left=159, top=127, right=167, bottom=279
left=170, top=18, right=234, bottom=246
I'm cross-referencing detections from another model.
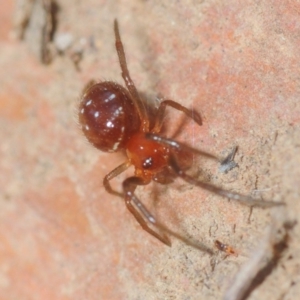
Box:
left=79, top=81, right=141, bottom=152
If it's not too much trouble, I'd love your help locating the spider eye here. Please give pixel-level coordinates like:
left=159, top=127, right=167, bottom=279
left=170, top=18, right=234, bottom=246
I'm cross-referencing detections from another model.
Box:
left=142, top=157, right=153, bottom=169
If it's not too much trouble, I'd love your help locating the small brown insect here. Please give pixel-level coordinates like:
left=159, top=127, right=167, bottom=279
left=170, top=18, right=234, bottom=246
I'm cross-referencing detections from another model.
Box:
left=215, top=240, right=238, bottom=256
left=78, top=20, right=284, bottom=253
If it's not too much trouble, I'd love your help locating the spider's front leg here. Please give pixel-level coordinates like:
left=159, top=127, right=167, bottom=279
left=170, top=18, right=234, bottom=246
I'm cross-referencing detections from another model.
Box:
left=123, top=176, right=214, bottom=254
left=122, top=176, right=171, bottom=246
left=146, top=134, right=285, bottom=207
left=168, top=154, right=285, bottom=208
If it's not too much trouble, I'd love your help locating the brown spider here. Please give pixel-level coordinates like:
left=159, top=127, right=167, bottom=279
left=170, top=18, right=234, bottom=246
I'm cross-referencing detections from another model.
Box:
left=78, top=20, right=284, bottom=254
left=215, top=240, right=238, bottom=257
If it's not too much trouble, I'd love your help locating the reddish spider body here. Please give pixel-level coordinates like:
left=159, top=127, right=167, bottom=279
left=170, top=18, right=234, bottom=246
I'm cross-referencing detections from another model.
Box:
left=215, top=240, right=238, bottom=256
left=79, top=82, right=140, bottom=152
left=79, top=81, right=174, bottom=183
left=79, top=20, right=283, bottom=253
left=126, top=132, right=170, bottom=181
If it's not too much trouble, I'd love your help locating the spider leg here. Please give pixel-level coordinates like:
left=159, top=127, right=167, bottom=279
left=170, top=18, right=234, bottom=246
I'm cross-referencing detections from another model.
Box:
left=152, top=99, right=202, bottom=133
left=123, top=176, right=214, bottom=254
left=114, top=20, right=149, bottom=131
left=123, top=176, right=171, bottom=246
left=169, top=154, right=285, bottom=207
left=103, top=161, right=131, bottom=197
left=146, top=133, right=218, bottom=160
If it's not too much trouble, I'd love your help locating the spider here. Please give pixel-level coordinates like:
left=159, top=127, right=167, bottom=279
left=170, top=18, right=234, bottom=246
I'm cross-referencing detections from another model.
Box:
left=78, top=20, right=284, bottom=254
left=215, top=240, right=238, bottom=257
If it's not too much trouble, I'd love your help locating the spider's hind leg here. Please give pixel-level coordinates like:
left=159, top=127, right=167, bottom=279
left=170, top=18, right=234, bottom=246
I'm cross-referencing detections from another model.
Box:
left=152, top=99, right=202, bottom=133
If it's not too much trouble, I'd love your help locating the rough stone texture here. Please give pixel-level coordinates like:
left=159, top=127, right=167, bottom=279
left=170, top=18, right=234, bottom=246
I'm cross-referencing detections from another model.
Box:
left=0, top=1, right=299, bottom=299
